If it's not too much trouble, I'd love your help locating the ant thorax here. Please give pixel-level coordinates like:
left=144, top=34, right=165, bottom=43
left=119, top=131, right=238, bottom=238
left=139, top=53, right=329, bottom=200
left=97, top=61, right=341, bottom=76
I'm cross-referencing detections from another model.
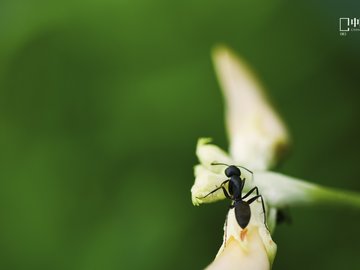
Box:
left=228, top=175, right=243, bottom=200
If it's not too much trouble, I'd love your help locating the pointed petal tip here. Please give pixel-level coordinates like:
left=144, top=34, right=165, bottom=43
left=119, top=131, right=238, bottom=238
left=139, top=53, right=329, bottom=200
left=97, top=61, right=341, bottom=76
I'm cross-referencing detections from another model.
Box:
left=211, top=44, right=290, bottom=170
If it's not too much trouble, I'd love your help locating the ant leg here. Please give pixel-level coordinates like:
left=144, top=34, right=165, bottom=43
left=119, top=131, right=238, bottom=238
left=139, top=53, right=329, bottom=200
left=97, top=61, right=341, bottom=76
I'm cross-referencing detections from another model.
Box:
left=240, top=177, right=246, bottom=190
left=247, top=195, right=269, bottom=231
left=241, top=186, right=259, bottom=200
left=196, top=180, right=229, bottom=199
left=221, top=185, right=232, bottom=200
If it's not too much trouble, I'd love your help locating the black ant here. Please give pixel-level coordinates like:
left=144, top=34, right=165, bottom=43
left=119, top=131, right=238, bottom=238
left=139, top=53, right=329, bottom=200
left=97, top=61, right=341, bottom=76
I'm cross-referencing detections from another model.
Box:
left=197, top=162, right=269, bottom=241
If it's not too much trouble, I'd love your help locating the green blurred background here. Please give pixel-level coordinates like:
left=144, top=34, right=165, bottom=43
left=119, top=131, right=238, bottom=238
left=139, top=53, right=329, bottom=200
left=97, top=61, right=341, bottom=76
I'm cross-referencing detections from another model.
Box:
left=1, top=0, right=360, bottom=269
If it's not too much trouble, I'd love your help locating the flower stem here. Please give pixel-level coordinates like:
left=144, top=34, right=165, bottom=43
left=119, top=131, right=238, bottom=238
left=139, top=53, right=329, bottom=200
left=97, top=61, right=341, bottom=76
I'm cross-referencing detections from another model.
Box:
left=310, top=185, right=360, bottom=209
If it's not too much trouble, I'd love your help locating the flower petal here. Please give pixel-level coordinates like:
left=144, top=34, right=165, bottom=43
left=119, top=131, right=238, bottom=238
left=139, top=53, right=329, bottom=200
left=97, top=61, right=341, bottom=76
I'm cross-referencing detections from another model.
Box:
left=196, top=138, right=232, bottom=173
left=212, top=45, right=290, bottom=170
left=207, top=199, right=276, bottom=269
left=254, top=171, right=360, bottom=208
left=191, top=138, right=233, bottom=205
left=191, top=165, right=225, bottom=205
left=206, top=233, right=269, bottom=270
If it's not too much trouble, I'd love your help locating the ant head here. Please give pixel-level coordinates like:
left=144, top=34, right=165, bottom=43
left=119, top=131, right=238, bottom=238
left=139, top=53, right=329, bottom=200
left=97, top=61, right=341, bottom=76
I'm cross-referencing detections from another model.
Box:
left=225, top=165, right=241, bottom=177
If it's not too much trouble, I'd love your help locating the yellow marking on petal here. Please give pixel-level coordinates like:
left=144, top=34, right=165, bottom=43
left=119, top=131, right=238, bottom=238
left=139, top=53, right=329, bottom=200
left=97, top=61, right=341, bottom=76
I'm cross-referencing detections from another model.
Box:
left=240, top=228, right=248, bottom=242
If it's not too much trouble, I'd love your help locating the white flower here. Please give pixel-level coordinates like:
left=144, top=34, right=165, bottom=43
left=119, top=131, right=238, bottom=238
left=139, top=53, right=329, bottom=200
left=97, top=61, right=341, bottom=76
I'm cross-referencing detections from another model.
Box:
left=191, top=45, right=360, bottom=270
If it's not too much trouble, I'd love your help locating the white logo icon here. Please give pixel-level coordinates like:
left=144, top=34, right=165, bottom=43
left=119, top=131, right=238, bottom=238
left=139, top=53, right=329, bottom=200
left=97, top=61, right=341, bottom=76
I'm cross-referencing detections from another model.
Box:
left=339, top=17, right=360, bottom=36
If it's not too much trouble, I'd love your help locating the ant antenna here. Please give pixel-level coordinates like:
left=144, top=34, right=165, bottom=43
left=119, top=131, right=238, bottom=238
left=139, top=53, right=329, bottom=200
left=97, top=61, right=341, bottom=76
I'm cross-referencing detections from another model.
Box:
left=211, top=162, right=229, bottom=166
left=211, top=162, right=254, bottom=175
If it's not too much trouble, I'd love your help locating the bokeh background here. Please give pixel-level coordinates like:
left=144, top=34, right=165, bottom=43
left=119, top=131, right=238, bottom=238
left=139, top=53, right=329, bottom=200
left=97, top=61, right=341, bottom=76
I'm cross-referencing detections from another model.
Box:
left=1, top=0, right=360, bottom=269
